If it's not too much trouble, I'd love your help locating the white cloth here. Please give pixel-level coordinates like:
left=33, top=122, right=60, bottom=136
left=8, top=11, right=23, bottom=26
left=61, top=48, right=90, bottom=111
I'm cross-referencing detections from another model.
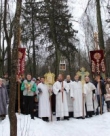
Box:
left=70, top=81, right=86, bottom=117
left=105, top=94, right=110, bottom=101
left=38, top=83, right=51, bottom=117
left=53, top=81, right=69, bottom=117
left=66, top=81, right=73, bottom=112
left=84, top=82, right=96, bottom=111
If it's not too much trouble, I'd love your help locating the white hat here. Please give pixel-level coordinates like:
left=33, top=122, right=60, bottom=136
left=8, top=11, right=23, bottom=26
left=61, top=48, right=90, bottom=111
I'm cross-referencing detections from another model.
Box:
left=32, top=78, right=36, bottom=81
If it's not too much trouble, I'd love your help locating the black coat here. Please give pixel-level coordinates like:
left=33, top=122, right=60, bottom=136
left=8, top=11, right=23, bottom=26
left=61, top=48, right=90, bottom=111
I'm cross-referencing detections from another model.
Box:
left=93, top=80, right=106, bottom=95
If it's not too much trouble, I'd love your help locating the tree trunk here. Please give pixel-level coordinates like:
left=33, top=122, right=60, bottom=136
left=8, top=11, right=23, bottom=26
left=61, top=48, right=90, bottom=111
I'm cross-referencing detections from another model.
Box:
left=55, top=47, right=60, bottom=77
left=96, top=0, right=105, bottom=50
left=8, top=0, right=22, bottom=136
left=2, top=33, right=5, bottom=74
left=0, top=0, right=3, bottom=76
left=32, top=7, right=36, bottom=76
left=0, top=22, right=2, bottom=76
left=7, top=40, right=12, bottom=76
left=3, top=0, right=11, bottom=76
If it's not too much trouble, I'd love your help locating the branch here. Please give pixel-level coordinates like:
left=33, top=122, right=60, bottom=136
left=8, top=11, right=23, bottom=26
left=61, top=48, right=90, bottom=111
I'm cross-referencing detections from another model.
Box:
left=84, top=0, right=92, bottom=13
left=3, top=0, right=9, bottom=43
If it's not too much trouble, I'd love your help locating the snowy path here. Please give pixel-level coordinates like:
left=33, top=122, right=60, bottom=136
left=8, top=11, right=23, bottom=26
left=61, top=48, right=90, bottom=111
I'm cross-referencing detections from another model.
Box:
left=0, top=113, right=110, bottom=136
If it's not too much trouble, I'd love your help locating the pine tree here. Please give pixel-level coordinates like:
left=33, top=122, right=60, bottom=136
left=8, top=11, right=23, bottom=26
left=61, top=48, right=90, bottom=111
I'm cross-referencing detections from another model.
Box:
left=40, top=0, right=77, bottom=76
left=21, top=0, right=77, bottom=77
left=21, top=0, right=42, bottom=76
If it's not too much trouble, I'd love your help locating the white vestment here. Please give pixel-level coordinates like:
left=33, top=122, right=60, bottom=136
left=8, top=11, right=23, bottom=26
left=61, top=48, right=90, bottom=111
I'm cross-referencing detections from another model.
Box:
left=38, top=83, right=51, bottom=117
left=53, top=81, right=69, bottom=117
left=66, top=81, right=73, bottom=112
left=84, top=82, right=96, bottom=111
left=71, top=81, right=86, bottom=117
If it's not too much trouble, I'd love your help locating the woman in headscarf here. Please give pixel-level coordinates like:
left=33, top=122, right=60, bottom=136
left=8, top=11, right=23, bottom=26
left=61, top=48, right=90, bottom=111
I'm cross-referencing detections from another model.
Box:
left=0, top=78, right=9, bottom=120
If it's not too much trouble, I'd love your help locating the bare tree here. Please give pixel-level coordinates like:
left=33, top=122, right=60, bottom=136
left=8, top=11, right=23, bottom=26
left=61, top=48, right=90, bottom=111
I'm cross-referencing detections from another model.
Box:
left=3, top=0, right=14, bottom=76
left=8, top=0, right=22, bottom=136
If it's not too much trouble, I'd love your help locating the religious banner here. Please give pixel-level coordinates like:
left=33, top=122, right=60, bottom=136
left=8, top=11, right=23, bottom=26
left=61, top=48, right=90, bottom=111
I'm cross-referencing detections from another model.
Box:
left=90, top=50, right=106, bottom=75
left=18, top=48, right=26, bottom=76
left=44, top=72, right=55, bottom=85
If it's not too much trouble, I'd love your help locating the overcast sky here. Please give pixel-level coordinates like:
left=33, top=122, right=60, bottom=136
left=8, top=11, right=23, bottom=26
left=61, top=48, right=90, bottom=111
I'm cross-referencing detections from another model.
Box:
left=68, top=0, right=109, bottom=50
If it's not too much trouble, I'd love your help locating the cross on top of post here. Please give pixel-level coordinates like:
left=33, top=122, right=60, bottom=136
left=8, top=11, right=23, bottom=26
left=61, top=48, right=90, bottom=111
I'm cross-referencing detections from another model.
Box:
left=48, top=66, right=51, bottom=72
left=76, top=67, right=89, bottom=83
left=94, top=32, right=99, bottom=50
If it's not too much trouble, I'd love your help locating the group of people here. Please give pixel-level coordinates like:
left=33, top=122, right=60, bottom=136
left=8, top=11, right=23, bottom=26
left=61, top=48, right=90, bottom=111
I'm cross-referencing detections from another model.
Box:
left=0, top=73, right=110, bottom=122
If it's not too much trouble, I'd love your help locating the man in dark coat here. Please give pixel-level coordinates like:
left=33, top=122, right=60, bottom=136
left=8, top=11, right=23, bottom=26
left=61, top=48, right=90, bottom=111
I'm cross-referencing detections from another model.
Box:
left=93, top=76, right=106, bottom=115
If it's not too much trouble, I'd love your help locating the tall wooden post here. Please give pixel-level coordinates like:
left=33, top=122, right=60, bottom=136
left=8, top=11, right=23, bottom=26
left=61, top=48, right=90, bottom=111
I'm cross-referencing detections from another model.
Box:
left=94, top=32, right=99, bottom=50
left=44, top=71, right=55, bottom=121
left=94, top=32, right=102, bottom=115
left=59, top=56, right=66, bottom=103
left=97, top=76, right=103, bottom=115
left=16, top=75, right=21, bottom=114
left=18, top=27, right=21, bottom=114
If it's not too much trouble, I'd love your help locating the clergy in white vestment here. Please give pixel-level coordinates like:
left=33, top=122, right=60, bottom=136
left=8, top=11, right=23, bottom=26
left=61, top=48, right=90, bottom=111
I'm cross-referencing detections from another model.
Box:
left=70, top=75, right=86, bottom=118
left=65, top=75, right=73, bottom=118
left=38, top=77, right=51, bottom=122
left=84, top=76, right=96, bottom=118
left=53, top=74, right=69, bottom=121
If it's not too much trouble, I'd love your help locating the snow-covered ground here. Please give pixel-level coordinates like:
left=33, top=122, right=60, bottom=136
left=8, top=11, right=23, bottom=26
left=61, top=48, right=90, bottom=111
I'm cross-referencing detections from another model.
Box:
left=0, top=112, right=110, bottom=136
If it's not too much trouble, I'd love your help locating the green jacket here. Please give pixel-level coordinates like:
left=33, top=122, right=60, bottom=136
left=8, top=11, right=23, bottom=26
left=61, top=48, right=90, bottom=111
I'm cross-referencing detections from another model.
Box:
left=21, top=80, right=37, bottom=96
